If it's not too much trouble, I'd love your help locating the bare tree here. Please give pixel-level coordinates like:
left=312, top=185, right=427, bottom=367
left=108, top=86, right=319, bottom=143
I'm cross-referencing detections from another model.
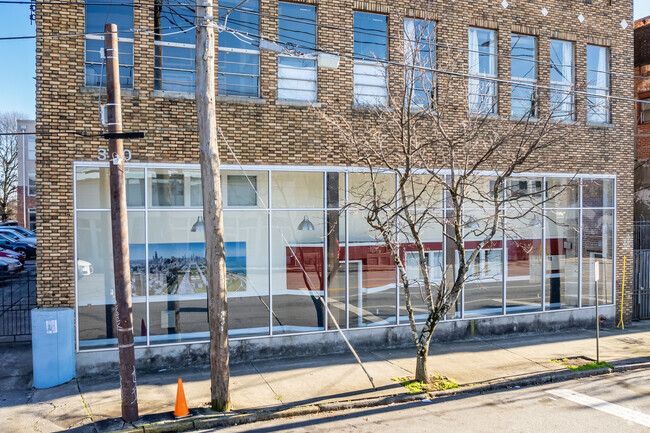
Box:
left=320, top=21, right=576, bottom=383
left=0, top=112, right=22, bottom=222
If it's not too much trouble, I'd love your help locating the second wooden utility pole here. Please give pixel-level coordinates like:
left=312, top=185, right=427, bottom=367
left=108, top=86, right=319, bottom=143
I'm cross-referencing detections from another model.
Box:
left=104, top=23, right=139, bottom=422
left=195, top=0, right=231, bottom=411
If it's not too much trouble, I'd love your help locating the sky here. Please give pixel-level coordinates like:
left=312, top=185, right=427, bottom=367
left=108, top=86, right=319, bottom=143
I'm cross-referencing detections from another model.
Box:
left=1, top=1, right=650, bottom=120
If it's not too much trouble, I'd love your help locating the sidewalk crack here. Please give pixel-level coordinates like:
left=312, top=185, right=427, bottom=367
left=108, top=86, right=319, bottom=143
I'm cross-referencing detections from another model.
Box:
left=484, top=339, right=551, bottom=371
left=75, top=378, right=98, bottom=431
left=368, top=350, right=413, bottom=375
left=250, top=361, right=285, bottom=406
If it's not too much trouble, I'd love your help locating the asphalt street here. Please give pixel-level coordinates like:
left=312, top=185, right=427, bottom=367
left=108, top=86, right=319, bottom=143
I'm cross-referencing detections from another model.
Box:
left=203, top=369, right=650, bottom=433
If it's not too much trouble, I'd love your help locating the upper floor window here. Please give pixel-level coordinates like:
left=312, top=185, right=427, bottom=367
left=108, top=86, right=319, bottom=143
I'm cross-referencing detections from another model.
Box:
left=218, top=0, right=260, bottom=98
left=511, top=34, right=537, bottom=118
left=27, top=136, right=35, bottom=160
left=468, top=27, right=497, bottom=115
left=550, top=39, right=575, bottom=120
left=154, top=0, right=196, bottom=93
left=28, top=173, right=36, bottom=196
left=586, top=45, right=610, bottom=124
left=84, top=0, right=134, bottom=88
left=641, top=100, right=650, bottom=124
left=404, top=18, right=436, bottom=110
left=353, top=12, right=388, bottom=106
left=278, top=2, right=317, bottom=102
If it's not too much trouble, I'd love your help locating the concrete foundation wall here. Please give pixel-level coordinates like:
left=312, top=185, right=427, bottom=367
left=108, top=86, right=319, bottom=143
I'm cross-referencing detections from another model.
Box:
left=76, top=306, right=615, bottom=377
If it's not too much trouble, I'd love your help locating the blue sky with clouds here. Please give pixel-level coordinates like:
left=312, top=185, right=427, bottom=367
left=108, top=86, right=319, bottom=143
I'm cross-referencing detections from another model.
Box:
left=1, top=1, right=650, bottom=120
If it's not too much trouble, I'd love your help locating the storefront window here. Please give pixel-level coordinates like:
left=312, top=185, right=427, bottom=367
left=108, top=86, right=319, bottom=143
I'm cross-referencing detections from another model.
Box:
left=545, top=209, right=580, bottom=309
left=505, top=212, right=542, bottom=313
left=74, top=166, right=617, bottom=350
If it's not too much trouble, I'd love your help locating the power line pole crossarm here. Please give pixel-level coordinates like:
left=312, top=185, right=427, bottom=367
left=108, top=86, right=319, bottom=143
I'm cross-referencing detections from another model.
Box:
left=104, top=22, right=139, bottom=423
left=195, top=0, right=231, bottom=412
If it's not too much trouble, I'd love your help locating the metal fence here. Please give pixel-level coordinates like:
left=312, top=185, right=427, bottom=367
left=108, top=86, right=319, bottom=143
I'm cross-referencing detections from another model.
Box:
left=0, top=266, right=37, bottom=342
left=634, top=221, right=650, bottom=320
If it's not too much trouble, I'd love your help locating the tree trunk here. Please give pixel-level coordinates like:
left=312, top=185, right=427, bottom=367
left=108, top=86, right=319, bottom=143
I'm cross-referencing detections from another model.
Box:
left=414, top=345, right=430, bottom=383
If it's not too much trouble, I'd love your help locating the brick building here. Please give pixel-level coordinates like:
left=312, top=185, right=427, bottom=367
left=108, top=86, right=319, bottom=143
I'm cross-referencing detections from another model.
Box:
left=635, top=17, right=650, bottom=219
left=15, top=119, right=36, bottom=231
left=35, top=0, right=634, bottom=370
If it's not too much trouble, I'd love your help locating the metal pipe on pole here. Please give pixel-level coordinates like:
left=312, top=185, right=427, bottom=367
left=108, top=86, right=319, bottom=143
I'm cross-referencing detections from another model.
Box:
left=195, top=0, right=231, bottom=412
left=104, top=23, right=139, bottom=422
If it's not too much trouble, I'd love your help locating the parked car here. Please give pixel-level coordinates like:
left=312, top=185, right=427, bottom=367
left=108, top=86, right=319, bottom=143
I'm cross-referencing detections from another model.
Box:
left=0, top=229, right=36, bottom=246
left=77, top=259, right=94, bottom=276
left=0, top=248, right=26, bottom=264
left=0, top=256, right=23, bottom=273
left=0, top=233, right=36, bottom=258
left=2, top=226, right=35, bottom=238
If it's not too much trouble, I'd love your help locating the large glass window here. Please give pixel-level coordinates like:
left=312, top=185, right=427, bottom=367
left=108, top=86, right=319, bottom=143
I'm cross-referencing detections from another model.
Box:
left=218, top=0, right=260, bottom=97
left=74, top=167, right=617, bottom=349
left=278, top=2, right=317, bottom=102
left=468, top=28, right=497, bottom=114
left=511, top=34, right=537, bottom=118
left=550, top=39, right=575, bottom=120
left=85, top=0, right=134, bottom=88
left=545, top=209, right=580, bottom=309
left=354, top=12, right=388, bottom=106
left=587, top=45, right=610, bottom=124
left=154, top=0, right=196, bottom=93
left=404, top=19, right=436, bottom=110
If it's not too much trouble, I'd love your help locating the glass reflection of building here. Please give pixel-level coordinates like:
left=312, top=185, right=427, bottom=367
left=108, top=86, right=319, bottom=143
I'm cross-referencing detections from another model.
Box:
left=74, top=165, right=616, bottom=350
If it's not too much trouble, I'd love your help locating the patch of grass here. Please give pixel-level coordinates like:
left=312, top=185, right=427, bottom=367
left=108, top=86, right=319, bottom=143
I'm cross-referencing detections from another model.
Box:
left=566, top=361, right=613, bottom=371
left=550, top=357, right=613, bottom=371
left=393, top=375, right=460, bottom=394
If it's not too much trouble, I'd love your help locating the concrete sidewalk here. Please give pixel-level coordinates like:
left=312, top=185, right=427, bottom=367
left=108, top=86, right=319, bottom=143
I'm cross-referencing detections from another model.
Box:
left=3, top=322, right=650, bottom=432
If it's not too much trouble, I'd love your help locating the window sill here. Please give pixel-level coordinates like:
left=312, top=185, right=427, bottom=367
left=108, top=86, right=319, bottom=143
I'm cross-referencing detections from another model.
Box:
left=80, top=87, right=139, bottom=97
left=150, top=90, right=194, bottom=100
left=215, top=96, right=266, bottom=105
left=586, top=122, right=615, bottom=129
left=469, top=112, right=500, bottom=120
left=351, top=104, right=393, bottom=112
left=509, top=115, right=541, bottom=123
left=275, top=99, right=322, bottom=108
left=549, top=118, right=578, bottom=125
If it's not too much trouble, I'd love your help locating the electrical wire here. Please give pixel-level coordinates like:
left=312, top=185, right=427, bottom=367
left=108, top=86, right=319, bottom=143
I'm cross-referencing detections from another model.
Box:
left=1, top=0, right=646, bottom=83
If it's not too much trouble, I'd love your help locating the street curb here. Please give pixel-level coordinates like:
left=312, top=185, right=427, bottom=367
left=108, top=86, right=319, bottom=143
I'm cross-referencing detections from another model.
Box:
left=101, top=363, right=647, bottom=433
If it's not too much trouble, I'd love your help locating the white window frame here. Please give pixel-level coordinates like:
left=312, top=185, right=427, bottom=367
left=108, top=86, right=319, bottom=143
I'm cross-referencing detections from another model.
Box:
left=510, top=34, right=538, bottom=118
left=468, top=27, right=498, bottom=115
left=550, top=39, right=575, bottom=121
left=353, top=12, right=389, bottom=106
left=28, top=173, right=36, bottom=196
left=154, top=40, right=196, bottom=93
left=27, top=136, right=36, bottom=160
left=84, top=34, right=135, bottom=89
left=217, top=46, right=261, bottom=98
left=586, top=45, right=610, bottom=124
left=404, top=18, right=436, bottom=110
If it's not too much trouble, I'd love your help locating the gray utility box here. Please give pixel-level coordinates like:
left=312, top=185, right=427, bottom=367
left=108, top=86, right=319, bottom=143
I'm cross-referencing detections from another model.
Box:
left=31, top=308, right=75, bottom=388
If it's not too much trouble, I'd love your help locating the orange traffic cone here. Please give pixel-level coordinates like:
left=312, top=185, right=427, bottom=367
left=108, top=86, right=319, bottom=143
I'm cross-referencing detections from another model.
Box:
left=173, top=378, right=190, bottom=418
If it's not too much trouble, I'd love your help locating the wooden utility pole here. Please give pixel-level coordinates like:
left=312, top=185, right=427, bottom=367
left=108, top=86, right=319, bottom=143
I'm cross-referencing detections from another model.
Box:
left=195, top=1, right=231, bottom=411
left=104, top=23, right=139, bottom=422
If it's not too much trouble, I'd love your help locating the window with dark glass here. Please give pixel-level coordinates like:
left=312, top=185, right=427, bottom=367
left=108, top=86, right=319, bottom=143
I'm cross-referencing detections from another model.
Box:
left=511, top=34, right=537, bottom=118
left=353, top=12, right=388, bottom=105
left=404, top=18, right=436, bottom=110
left=587, top=45, right=610, bottom=124
left=218, top=0, right=260, bottom=97
left=154, top=0, right=196, bottom=93
left=278, top=2, right=317, bottom=101
left=85, top=0, right=134, bottom=88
